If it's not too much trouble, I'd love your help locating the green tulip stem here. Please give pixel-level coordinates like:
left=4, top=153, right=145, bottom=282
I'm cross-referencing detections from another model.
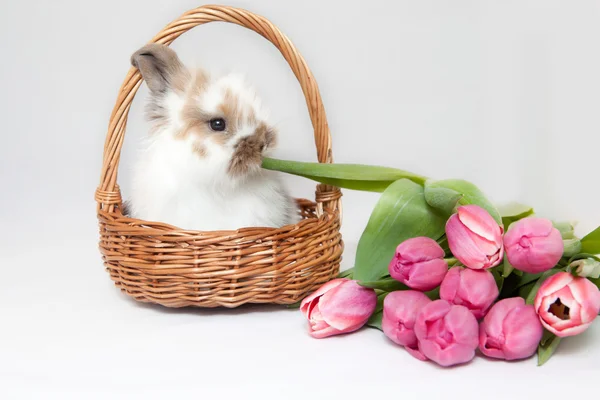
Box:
left=445, top=258, right=459, bottom=267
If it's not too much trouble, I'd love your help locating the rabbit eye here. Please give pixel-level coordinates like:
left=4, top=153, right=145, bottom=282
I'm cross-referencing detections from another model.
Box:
left=209, top=118, right=226, bottom=132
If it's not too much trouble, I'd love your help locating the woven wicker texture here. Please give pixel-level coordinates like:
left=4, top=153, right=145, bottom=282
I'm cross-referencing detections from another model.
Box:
left=95, top=4, right=343, bottom=308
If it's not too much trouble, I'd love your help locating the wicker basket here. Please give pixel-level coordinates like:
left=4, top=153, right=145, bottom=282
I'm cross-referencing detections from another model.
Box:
left=95, top=5, right=343, bottom=308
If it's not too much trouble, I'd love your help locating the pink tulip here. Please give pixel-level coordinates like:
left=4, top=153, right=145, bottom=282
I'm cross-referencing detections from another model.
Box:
left=534, top=272, right=600, bottom=337
left=446, top=205, right=504, bottom=270
left=388, top=237, right=448, bottom=291
left=440, top=267, right=499, bottom=319
left=414, top=300, right=479, bottom=367
left=300, top=278, right=377, bottom=339
left=504, top=217, right=564, bottom=274
left=479, top=297, right=543, bottom=360
left=382, top=290, right=431, bottom=360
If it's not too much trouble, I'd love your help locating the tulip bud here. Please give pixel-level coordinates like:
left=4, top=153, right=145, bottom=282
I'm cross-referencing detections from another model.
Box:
left=388, top=237, right=449, bottom=291
left=534, top=272, right=600, bottom=337
left=504, top=217, right=564, bottom=274
left=382, top=290, right=431, bottom=360
left=569, top=258, right=600, bottom=279
left=440, top=267, right=499, bottom=319
left=562, top=238, right=582, bottom=258
left=300, top=278, right=377, bottom=339
left=479, top=297, right=543, bottom=360
left=446, top=205, right=504, bottom=270
left=414, top=300, right=479, bottom=367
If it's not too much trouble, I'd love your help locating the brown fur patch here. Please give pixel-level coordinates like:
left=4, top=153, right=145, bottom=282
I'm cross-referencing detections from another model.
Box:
left=131, top=44, right=193, bottom=134
left=189, top=68, right=209, bottom=97
left=177, top=69, right=212, bottom=141
left=192, top=141, right=207, bottom=157
left=131, top=43, right=190, bottom=94
left=217, top=89, right=240, bottom=133
left=255, top=122, right=277, bottom=150
left=174, top=74, right=275, bottom=164
left=217, top=89, right=259, bottom=134
left=178, top=69, right=230, bottom=149
left=228, top=123, right=277, bottom=177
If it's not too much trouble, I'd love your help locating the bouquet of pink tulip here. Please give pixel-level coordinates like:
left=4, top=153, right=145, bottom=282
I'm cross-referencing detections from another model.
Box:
left=262, top=158, right=600, bottom=367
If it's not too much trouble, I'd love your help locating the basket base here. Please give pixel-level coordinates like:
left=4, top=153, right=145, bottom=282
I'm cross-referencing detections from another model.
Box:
left=98, top=199, right=343, bottom=308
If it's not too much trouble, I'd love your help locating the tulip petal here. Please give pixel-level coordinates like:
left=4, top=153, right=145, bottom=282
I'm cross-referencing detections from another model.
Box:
left=502, top=305, right=543, bottom=360
left=300, top=278, right=347, bottom=318
left=539, top=288, right=583, bottom=332
left=396, top=237, right=445, bottom=263
left=439, top=267, right=461, bottom=302
left=525, top=231, right=564, bottom=270
left=383, top=291, right=431, bottom=347
left=309, top=325, right=343, bottom=339
left=504, top=218, right=563, bottom=273
left=482, top=297, right=525, bottom=339
left=455, top=269, right=498, bottom=317
left=479, top=324, right=506, bottom=360
left=405, top=345, right=428, bottom=361
left=446, top=215, right=488, bottom=269
left=414, top=300, right=452, bottom=341
left=539, top=290, right=573, bottom=325
left=383, top=291, right=431, bottom=328
left=319, top=281, right=377, bottom=331
left=419, top=341, right=476, bottom=367
left=443, top=305, right=479, bottom=347
left=470, top=234, right=502, bottom=258
left=534, top=272, right=574, bottom=311
left=311, top=317, right=330, bottom=332
left=568, top=277, right=600, bottom=324
left=547, top=322, right=592, bottom=337
left=504, top=217, right=554, bottom=248
left=404, top=259, right=448, bottom=291
left=458, top=205, right=501, bottom=243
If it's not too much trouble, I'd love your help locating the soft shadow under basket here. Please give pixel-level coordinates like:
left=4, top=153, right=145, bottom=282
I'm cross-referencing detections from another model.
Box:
left=95, top=5, right=343, bottom=308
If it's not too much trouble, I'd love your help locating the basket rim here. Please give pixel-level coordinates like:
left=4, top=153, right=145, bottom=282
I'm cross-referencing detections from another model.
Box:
left=99, top=197, right=339, bottom=237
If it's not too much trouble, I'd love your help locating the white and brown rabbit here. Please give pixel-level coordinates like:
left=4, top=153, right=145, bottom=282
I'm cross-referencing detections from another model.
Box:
left=126, top=43, right=298, bottom=231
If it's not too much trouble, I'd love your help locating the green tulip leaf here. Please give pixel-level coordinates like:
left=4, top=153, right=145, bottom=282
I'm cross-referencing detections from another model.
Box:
left=366, top=291, right=388, bottom=331
left=437, top=236, right=451, bottom=256
left=491, top=266, right=505, bottom=293
left=498, top=202, right=534, bottom=229
left=353, top=179, right=447, bottom=282
left=502, top=254, right=515, bottom=278
left=359, top=277, right=408, bottom=292
left=373, top=291, right=388, bottom=314
left=515, top=272, right=544, bottom=289
left=540, top=329, right=555, bottom=347
left=581, top=225, right=600, bottom=254
left=424, top=179, right=502, bottom=225
left=366, top=311, right=383, bottom=331
left=424, top=286, right=441, bottom=301
left=338, top=268, right=354, bottom=279
left=286, top=300, right=302, bottom=309
left=538, top=333, right=561, bottom=366
left=261, top=158, right=426, bottom=192
left=422, top=186, right=463, bottom=216
left=517, top=281, right=536, bottom=299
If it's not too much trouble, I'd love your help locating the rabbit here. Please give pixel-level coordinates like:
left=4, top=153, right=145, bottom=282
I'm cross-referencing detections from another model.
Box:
left=125, top=43, right=299, bottom=231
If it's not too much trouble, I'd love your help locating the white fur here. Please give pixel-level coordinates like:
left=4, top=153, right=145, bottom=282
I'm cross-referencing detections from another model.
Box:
left=129, top=70, right=298, bottom=231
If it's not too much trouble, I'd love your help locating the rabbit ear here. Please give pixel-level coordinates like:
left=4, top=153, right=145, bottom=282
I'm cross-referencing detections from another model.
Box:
left=131, top=43, right=187, bottom=94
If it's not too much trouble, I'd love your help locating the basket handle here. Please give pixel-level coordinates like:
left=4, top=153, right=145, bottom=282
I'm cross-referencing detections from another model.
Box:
left=96, top=4, right=341, bottom=216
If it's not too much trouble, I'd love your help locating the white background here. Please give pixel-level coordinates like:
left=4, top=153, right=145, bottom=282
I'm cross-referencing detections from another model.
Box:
left=1, top=0, right=599, bottom=398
